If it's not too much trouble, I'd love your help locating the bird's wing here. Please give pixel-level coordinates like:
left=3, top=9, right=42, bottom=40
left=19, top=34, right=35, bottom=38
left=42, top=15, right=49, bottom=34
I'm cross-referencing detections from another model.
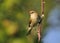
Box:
left=29, top=19, right=32, bottom=27
left=38, top=15, right=42, bottom=24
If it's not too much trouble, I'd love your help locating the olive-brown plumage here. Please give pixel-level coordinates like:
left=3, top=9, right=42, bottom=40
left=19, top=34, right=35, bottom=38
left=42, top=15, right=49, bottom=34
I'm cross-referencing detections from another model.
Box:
left=27, top=10, right=44, bottom=35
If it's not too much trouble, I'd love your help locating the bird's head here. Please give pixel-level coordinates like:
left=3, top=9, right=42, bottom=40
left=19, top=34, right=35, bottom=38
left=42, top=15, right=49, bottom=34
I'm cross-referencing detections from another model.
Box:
left=29, top=10, right=37, bottom=15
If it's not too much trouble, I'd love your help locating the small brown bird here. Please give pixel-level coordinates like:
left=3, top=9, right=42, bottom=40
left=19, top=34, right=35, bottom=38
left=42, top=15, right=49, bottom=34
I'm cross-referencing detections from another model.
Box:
left=27, top=10, right=44, bottom=35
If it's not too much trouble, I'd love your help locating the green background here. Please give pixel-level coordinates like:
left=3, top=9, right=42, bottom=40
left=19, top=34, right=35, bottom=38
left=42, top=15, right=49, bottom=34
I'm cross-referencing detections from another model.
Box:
left=0, top=0, right=55, bottom=43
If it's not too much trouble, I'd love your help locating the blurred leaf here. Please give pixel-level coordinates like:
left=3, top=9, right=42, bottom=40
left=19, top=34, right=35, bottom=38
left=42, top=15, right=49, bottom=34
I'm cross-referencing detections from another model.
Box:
left=1, top=0, right=22, bottom=10
left=2, top=19, right=19, bottom=36
left=8, top=38, right=28, bottom=43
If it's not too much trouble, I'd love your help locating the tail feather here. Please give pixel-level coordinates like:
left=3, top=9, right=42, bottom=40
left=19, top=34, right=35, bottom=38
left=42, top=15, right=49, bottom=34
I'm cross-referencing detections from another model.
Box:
left=26, top=27, right=32, bottom=35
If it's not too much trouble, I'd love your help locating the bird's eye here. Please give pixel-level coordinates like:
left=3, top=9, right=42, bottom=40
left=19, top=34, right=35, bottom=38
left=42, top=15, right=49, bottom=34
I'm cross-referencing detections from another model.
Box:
left=31, top=12, right=34, bottom=13
left=29, top=11, right=35, bottom=14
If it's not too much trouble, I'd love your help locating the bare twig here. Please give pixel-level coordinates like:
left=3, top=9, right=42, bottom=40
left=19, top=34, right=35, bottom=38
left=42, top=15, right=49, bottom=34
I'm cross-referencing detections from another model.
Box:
left=37, top=24, right=42, bottom=43
left=37, top=0, right=45, bottom=43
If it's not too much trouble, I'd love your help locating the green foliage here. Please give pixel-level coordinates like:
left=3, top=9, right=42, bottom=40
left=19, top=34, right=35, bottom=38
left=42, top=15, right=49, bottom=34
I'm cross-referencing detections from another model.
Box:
left=0, top=0, right=54, bottom=43
left=0, top=0, right=41, bottom=43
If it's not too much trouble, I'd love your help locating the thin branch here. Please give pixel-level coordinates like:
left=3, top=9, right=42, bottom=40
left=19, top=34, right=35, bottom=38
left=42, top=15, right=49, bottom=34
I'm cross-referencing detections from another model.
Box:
left=37, top=24, right=42, bottom=43
left=37, top=0, right=45, bottom=43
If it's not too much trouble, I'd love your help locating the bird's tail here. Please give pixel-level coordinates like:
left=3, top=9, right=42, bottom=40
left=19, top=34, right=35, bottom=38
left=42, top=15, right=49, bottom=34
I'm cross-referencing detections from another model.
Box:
left=26, top=27, right=32, bottom=35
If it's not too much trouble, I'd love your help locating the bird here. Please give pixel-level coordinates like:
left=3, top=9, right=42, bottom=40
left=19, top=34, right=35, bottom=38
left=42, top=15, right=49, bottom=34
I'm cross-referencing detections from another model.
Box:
left=27, top=10, right=44, bottom=35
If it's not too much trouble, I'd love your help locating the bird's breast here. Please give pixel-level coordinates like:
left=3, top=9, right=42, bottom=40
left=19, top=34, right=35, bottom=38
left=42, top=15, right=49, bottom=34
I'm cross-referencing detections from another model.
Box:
left=30, top=14, right=37, bottom=19
left=30, top=14, right=38, bottom=23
